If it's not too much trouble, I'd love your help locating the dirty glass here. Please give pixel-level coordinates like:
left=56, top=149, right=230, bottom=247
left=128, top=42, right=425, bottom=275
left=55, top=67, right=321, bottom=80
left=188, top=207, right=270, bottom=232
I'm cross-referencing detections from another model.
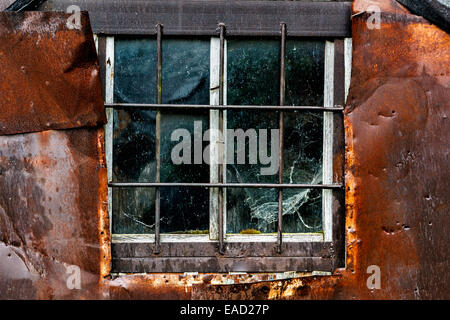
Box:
left=112, top=38, right=210, bottom=234
left=283, top=40, right=324, bottom=233
left=112, top=109, right=156, bottom=234
left=226, top=39, right=324, bottom=234
left=285, top=40, right=324, bottom=106
left=227, top=39, right=280, bottom=106
left=282, top=188, right=322, bottom=233
left=283, top=111, right=323, bottom=233
left=114, top=37, right=157, bottom=104
left=225, top=109, right=279, bottom=234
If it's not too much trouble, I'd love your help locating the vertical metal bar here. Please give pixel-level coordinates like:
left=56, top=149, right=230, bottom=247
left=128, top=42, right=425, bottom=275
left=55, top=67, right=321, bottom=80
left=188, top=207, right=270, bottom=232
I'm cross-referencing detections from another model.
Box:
left=323, top=41, right=334, bottom=243
left=277, top=23, right=286, bottom=254
left=105, top=36, right=114, bottom=236
left=218, top=23, right=226, bottom=254
left=154, top=24, right=163, bottom=254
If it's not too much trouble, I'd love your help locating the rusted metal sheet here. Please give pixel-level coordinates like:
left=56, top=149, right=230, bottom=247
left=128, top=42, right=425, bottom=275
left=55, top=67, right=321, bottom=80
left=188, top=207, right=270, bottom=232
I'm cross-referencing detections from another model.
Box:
left=0, top=11, right=105, bottom=135
left=0, top=11, right=109, bottom=299
left=341, top=0, right=450, bottom=299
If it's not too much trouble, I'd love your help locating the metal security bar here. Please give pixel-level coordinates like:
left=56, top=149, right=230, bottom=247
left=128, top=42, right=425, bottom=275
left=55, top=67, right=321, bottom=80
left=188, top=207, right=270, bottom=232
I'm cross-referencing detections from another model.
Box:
left=218, top=23, right=226, bottom=254
left=277, top=23, right=286, bottom=254
left=154, top=23, right=163, bottom=254
left=107, top=22, right=344, bottom=257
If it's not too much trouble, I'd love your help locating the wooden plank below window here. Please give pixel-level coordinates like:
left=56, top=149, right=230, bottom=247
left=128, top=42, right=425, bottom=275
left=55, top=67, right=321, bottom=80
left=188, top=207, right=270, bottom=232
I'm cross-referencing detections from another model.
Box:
left=112, top=256, right=333, bottom=273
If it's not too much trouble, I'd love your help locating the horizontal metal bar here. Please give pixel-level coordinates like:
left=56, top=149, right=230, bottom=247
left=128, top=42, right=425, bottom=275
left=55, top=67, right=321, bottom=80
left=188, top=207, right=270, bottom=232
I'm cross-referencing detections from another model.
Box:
left=105, top=103, right=344, bottom=112
left=108, top=182, right=342, bottom=189
left=41, top=1, right=352, bottom=38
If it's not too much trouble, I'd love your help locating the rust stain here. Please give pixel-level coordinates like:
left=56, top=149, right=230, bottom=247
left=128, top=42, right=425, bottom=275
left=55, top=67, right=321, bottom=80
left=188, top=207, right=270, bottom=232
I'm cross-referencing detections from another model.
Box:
left=0, top=11, right=105, bottom=135
left=1, top=1, right=449, bottom=299
left=96, top=128, right=111, bottom=293
left=343, top=117, right=358, bottom=275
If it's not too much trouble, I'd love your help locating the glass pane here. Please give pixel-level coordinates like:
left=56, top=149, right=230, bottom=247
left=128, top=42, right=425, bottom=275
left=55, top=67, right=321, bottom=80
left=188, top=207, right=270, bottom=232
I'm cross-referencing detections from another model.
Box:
left=114, top=38, right=157, bottom=104
left=282, top=188, right=322, bottom=233
left=286, top=40, right=324, bottom=106
left=160, top=187, right=209, bottom=234
left=226, top=39, right=280, bottom=234
left=162, top=39, right=210, bottom=104
left=284, top=40, right=325, bottom=233
left=113, top=109, right=156, bottom=183
left=112, top=187, right=155, bottom=234
left=226, top=188, right=277, bottom=234
left=227, top=39, right=280, bottom=106
left=226, top=39, right=324, bottom=234
left=160, top=39, right=210, bottom=233
left=112, top=38, right=210, bottom=234
left=226, top=110, right=279, bottom=184
left=225, top=110, right=279, bottom=234
left=160, top=111, right=209, bottom=183
left=159, top=110, right=210, bottom=233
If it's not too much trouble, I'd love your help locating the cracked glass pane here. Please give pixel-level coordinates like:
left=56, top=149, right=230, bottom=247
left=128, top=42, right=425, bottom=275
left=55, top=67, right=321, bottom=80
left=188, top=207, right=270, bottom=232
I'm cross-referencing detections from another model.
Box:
left=226, top=39, right=324, bottom=234
left=283, top=188, right=322, bottom=233
left=286, top=40, right=325, bottom=106
left=112, top=38, right=210, bottom=234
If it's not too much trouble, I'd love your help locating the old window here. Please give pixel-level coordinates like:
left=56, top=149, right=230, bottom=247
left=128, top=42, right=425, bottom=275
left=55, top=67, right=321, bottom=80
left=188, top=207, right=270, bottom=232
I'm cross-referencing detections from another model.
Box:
left=82, top=0, right=351, bottom=272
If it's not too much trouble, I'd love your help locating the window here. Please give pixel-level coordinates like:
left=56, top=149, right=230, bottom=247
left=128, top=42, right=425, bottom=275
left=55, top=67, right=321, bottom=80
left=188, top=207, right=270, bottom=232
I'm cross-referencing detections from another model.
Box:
left=88, top=0, right=351, bottom=273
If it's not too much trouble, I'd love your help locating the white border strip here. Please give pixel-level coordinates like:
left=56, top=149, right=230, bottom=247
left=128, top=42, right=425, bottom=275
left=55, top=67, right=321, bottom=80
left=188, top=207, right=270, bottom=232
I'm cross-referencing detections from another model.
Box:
left=344, top=38, right=352, bottom=103
left=209, top=37, right=227, bottom=240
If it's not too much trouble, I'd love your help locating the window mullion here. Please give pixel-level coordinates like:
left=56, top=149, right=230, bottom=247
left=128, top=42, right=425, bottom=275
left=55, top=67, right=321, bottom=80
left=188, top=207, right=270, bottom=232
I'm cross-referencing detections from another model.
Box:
left=209, top=37, right=220, bottom=241
left=209, top=34, right=227, bottom=242
left=105, top=36, right=115, bottom=236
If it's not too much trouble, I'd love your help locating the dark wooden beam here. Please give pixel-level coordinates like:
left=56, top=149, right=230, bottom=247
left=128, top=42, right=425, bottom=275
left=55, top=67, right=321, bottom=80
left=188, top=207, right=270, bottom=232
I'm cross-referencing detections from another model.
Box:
left=41, top=0, right=352, bottom=37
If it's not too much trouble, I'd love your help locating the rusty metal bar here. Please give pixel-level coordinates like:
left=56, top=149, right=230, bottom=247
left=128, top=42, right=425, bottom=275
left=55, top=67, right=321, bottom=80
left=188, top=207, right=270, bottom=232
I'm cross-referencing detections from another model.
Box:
left=108, top=182, right=342, bottom=189
left=218, top=23, right=226, bottom=255
left=154, top=23, right=163, bottom=255
left=105, top=103, right=344, bottom=111
left=277, top=23, right=286, bottom=254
